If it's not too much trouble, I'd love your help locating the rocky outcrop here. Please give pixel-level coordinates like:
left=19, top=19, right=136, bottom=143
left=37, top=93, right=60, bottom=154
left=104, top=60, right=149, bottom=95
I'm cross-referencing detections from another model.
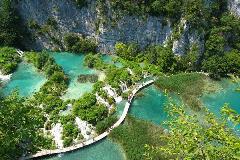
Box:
left=16, top=0, right=97, bottom=50
left=229, top=0, right=240, bottom=17
left=98, top=15, right=172, bottom=53
left=15, top=0, right=204, bottom=54
left=172, top=20, right=205, bottom=55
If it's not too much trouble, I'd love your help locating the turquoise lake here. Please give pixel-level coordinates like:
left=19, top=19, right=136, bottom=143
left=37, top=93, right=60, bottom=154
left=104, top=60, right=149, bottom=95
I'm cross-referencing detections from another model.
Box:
left=130, top=85, right=169, bottom=125
left=0, top=62, right=46, bottom=97
left=202, top=79, right=240, bottom=116
left=50, top=52, right=97, bottom=100
left=201, top=79, right=240, bottom=131
left=44, top=139, right=125, bottom=160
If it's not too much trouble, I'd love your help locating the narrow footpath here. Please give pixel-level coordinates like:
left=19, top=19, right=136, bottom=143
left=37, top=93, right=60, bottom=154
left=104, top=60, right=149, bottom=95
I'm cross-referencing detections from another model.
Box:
left=22, top=80, right=154, bottom=160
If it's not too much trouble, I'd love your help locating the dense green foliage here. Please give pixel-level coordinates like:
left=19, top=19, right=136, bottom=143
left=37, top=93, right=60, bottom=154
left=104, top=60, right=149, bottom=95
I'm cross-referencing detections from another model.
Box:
left=109, top=116, right=165, bottom=160
left=72, top=0, right=86, bottom=8
left=0, top=47, right=20, bottom=74
left=61, top=115, right=79, bottom=147
left=115, top=34, right=240, bottom=78
left=202, top=13, right=240, bottom=79
left=107, top=0, right=227, bottom=25
left=202, top=50, right=240, bottom=79
left=143, top=45, right=176, bottom=73
left=115, top=42, right=140, bottom=61
left=105, top=66, right=131, bottom=88
left=96, top=115, right=118, bottom=134
left=0, top=92, right=54, bottom=159
left=73, top=93, right=108, bottom=125
left=145, top=105, right=240, bottom=160
left=115, top=42, right=200, bottom=74
left=63, top=33, right=97, bottom=54
left=155, top=73, right=206, bottom=111
left=0, top=0, right=24, bottom=47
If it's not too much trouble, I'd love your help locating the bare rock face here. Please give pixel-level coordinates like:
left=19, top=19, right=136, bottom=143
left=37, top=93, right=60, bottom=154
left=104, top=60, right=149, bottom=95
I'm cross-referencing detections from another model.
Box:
left=172, top=20, right=204, bottom=55
left=229, top=0, right=240, bottom=17
left=98, top=16, right=172, bottom=53
left=16, top=0, right=202, bottom=55
left=16, top=0, right=97, bottom=51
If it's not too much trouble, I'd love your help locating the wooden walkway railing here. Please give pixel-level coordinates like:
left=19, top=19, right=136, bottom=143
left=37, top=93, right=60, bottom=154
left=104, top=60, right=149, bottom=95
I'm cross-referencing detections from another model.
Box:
left=21, top=80, right=154, bottom=160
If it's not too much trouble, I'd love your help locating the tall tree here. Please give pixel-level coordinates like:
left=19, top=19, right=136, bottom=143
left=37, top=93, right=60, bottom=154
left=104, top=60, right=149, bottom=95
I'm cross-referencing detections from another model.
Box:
left=0, top=0, right=23, bottom=47
left=145, top=105, right=240, bottom=160
left=0, top=92, right=46, bottom=159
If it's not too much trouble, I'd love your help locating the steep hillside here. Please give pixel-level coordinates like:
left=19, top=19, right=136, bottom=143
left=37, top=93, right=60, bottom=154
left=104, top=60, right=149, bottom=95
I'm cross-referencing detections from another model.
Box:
left=15, top=0, right=205, bottom=54
left=13, top=0, right=240, bottom=55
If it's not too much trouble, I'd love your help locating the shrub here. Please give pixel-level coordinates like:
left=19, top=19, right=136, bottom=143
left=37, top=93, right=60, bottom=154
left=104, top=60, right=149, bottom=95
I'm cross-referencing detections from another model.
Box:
left=96, top=115, right=118, bottom=134
left=63, top=33, right=97, bottom=53
left=0, top=0, right=24, bottom=47
left=0, top=47, right=20, bottom=74
left=73, top=0, right=86, bottom=8
left=63, top=137, right=73, bottom=147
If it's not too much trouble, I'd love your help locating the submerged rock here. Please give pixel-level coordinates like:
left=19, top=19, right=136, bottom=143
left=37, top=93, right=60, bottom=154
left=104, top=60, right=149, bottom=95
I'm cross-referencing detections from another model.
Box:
left=77, top=74, right=98, bottom=83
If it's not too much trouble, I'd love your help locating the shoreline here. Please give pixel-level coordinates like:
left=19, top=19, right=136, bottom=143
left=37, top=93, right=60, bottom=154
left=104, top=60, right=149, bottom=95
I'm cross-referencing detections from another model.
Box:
left=21, top=79, right=154, bottom=160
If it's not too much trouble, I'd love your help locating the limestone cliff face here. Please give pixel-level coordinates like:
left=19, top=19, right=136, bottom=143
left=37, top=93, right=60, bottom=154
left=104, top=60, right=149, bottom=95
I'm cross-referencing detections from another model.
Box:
left=17, top=0, right=177, bottom=53
left=229, top=0, right=240, bottom=16
left=16, top=0, right=97, bottom=51
left=16, top=0, right=237, bottom=54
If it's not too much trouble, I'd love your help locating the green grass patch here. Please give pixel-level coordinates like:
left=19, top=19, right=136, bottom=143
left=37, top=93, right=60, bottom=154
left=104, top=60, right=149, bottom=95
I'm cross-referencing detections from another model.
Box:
left=155, top=73, right=206, bottom=111
left=109, top=116, right=165, bottom=160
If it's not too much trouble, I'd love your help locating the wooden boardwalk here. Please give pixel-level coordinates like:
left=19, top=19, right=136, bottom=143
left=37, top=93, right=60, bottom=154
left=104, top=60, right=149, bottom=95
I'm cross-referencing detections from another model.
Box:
left=22, top=80, right=154, bottom=160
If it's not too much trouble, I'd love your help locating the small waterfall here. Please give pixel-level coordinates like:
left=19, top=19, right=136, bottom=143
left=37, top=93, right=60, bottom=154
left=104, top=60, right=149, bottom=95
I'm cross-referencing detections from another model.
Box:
left=51, top=123, right=63, bottom=149
left=16, top=49, right=24, bottom=57
left=120, top=81, right=128, bottom=92
left=96, top=93, right=112, bottom=110
left=103, top=85, right=122, bottom=103
left=75, top=117, right=95, bottom=140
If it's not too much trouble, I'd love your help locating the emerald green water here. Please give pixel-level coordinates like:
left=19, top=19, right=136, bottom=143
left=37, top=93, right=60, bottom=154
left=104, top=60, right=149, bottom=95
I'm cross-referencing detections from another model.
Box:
left=202, top=79, right=240, bottom=115
left=50, top=52, right=97, bottom=100
left=44, top=139, right=125, bottom=160
left=201, top=79, right=240, bottom=131
left=0, top=62, right=46, bottom=97
left=102, top=55, right=123, bottom=68
left=129, top=85, right=169, bottom=125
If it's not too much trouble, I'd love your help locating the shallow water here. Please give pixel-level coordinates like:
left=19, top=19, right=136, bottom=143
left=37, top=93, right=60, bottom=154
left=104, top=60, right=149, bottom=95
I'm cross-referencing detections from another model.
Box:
left=50, top=52, right=97, bottom=100
left=0, top=62, right=46, bottom=97
left=201, top=79, right=240, bottom=130
left=102, top=55, right=123, bottom=68
left=43, top=139, right=125, bottom=160
left=129, top=85, right=169, bottom=125
left=201, top=79, right=240, bottom=114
